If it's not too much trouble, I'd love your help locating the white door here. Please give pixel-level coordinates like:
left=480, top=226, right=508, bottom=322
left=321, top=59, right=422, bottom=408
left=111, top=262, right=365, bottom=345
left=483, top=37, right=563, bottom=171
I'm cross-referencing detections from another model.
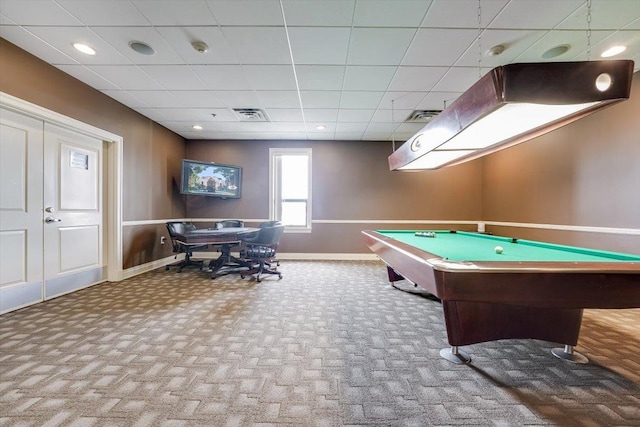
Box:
left=0, top=108, right=44, bottom=312
left=43, top=123, right=103, bottom=299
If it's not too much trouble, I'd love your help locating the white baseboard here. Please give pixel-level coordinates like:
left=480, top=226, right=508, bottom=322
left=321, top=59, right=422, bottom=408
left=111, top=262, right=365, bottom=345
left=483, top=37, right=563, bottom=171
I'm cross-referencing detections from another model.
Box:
left=121, top=255, right=184, bottom=280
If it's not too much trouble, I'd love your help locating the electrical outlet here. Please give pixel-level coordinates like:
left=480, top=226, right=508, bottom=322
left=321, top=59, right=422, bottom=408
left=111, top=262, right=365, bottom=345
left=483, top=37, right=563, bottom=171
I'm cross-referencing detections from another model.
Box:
left=160, top=236, right=166, bottom=245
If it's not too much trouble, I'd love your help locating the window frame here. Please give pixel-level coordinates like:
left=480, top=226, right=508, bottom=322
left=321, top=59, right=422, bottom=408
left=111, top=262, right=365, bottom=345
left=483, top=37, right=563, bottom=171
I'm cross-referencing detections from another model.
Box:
left=269, top=147, right=312, bottom=233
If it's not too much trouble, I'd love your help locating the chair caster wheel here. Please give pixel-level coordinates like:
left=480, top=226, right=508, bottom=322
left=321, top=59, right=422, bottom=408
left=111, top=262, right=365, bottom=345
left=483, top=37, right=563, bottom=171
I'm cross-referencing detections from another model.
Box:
left=278, top=274, right=282, bottom=279
left=240, top=275, right=245, bottom=279
left=165, top=266, right=169, bottom=271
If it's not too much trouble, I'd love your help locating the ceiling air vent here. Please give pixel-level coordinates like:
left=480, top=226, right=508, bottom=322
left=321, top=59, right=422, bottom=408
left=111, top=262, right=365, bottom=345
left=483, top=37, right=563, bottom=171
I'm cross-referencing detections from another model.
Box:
left=232, top=108, right=269, bottom=122
left=405, top=110, right=442, bottom=123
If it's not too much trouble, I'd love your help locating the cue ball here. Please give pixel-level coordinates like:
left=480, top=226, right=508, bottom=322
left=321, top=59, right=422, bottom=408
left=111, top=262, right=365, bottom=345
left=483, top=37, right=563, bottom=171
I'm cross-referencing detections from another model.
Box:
left=494, top=246, right=503, bottom=254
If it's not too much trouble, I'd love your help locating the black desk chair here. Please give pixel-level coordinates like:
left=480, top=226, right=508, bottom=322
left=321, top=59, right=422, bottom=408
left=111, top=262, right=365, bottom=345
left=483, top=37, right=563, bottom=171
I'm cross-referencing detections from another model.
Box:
left=239, top=223, right=285, bottom=282
left=165, top=221, right=208, bottom=272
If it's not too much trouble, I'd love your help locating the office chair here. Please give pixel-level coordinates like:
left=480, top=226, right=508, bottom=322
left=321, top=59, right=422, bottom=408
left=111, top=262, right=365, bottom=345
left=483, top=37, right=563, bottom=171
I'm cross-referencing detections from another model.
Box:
left=165, top=221, right=208, bottom=272
left=214, top=219, right=244, bottom=229
left=239, top=223, right=285, bottom=282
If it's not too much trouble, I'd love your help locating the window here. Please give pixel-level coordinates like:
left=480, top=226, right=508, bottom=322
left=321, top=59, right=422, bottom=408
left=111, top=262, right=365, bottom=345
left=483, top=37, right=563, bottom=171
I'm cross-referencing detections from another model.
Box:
left=270, top=148, right=312, bottom=231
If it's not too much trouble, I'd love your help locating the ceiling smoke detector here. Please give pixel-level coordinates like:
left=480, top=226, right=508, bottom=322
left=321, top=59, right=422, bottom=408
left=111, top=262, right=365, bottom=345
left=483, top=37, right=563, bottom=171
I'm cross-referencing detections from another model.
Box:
left=232, top=108, right=269, bottom=122
left=192, top=41, right=209, bottom=53
left=405, top=110, right=442, bottom=123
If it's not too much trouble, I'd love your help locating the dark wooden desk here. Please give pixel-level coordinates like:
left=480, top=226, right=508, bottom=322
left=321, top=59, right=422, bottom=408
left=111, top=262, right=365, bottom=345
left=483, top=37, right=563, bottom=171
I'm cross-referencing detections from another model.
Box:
left=174, top=227, right=258, bottom=278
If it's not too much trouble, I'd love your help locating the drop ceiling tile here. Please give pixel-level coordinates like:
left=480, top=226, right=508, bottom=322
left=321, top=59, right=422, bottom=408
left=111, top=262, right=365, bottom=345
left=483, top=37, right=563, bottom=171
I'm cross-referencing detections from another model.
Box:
left=133, top=0, right=217, bottom=25
left=214, top=122, right=277, bottom=132
left=387, top=66, right=448, bottom=92
left=402, top=28, right=478, bottom=66
left=337, top=109, right=375, bottom=122
left=255, top=91, right=301, bottom=108
left=0, top=13, right=15, bottom=25
left=191, top=65, right=252, bottom=90
left=295, top=66, right=345, bottom=90
left=155, top=27, right=240, bottom=64
left=303, top=109, right=338, bottom=122
left=421, top=0, right=508, bottom=28
left=431, top=67, right=482, bottom=92
left=203, top=108, right=236, bottom=121
left=22, top=26, right=132, bottom=65
left=221, top=27, right=291, bottom=64
left=371, top=108, right=413, bottom=123
left=454, top=29, right=546, bottom=67
left=378, top=91, right=427, bottom=110
left=125, top=90, right=184, bottom=108
left=347, top=28, right=416, bottom=65
left=0, top=0, right=82, bottom=25
left=281, top=0, right=355, bottom=26
left=101, top=90, right=148, bottom=108
left=264, top=109, right=303, bottom=122
left=362, top=132, right=391, bottom=140
left=556, top=0, right=640, bottom=30
left=490, top=0, right=583, bottom=30
left=416, top=92, right=461, bottom=110
left=57, top=0, right=149, bottom=25
left=336, top=122, right=368, bottom=133
left=160, top=121, right=219, bottom=132
left=172, top=91, right=226, bottom=108
left=139, top=65, right=207, bottom=90
left=287, top=27, right=351, bottom=64
left=87, top=65, right=164, bottom=90
left=305, top=122, right=336, bottom=132
left=154, top=108, right=219, bottom=122
left=343, top=66, right=397, bottom=91
left=279, top=132, right=308, bottom=140
left=339, top=91, right=384, bottom=109
left=334, top=132, right=365, bottom=140
left=54, top=64, right=119, bottom=90
left=0, top=26, right=79, bottom=65
left=133, top=108, right=172, bottom=122
left=307, top=132, right=336, bottom=140
left=514, top=30, right=614, bottom=62
left=242, top=65, right=297, bottom=90
left=90, top=27, right=185, bottom=65
left=300, top=91, right=341, bottom=109
left=207, top=0, right=283, bottom=25
left=353, top=0, right=431, bottom=27
left=395, top=122, right=426, bottom=134
left=272, top=122, right=307, bottom=132
left=212, top=91, right=263, bottom=109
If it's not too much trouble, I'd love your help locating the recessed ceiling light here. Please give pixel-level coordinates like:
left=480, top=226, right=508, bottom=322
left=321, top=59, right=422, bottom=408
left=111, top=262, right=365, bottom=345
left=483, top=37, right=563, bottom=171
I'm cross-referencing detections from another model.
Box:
left=192, top=125, right=203, bottom=131
left=316, top=125, right=326, bottom=130
left=129, top=41, right=155, bottom=55
left=601, top=46, right=627, bottom=58
left=73, top=42, right=96, bottom=56
left=542, top=44, right=570, bottom=59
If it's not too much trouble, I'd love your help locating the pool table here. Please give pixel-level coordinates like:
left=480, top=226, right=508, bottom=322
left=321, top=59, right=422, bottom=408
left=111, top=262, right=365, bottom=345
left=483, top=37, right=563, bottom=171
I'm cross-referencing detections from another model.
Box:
left=362, top=230, right=640, bottom=364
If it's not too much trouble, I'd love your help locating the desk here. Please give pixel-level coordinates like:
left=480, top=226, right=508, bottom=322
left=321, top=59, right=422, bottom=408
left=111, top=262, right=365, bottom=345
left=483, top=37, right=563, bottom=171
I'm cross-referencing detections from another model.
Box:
left=362, top=230, right=640, bottom=364
left=175, top=227, right=258, bottom=278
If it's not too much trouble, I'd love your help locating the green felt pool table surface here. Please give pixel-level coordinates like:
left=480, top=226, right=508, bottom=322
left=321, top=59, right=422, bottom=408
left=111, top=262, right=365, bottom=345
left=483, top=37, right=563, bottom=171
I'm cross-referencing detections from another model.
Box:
left=377, top=230, right=640, bottom=263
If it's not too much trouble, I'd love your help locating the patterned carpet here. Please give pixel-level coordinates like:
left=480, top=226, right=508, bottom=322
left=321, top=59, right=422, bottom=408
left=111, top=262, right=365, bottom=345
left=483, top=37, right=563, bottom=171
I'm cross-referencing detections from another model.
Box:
left=1, top=260, right=639, bottom=427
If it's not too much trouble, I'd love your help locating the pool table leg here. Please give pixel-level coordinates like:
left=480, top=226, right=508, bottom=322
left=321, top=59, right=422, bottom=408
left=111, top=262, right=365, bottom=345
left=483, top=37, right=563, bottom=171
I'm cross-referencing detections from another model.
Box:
left=439, top=346, right=471, bottom=365
left=551, top=345, right=589, bottom=364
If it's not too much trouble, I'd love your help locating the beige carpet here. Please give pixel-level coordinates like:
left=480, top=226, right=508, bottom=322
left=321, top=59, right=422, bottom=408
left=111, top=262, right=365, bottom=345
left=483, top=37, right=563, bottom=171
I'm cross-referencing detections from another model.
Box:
left=1, top=260, right=639, bottom=426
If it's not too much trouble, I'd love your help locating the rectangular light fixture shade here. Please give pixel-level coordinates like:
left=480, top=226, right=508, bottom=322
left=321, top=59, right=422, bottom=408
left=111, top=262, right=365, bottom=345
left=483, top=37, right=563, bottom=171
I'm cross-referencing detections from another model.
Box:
left=389, top=60, right=634, bottom=170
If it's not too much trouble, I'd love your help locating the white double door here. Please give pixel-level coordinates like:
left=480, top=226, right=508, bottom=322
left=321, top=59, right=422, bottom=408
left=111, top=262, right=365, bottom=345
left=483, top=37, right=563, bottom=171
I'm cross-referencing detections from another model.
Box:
left=0, top=107, right=103, bottom=313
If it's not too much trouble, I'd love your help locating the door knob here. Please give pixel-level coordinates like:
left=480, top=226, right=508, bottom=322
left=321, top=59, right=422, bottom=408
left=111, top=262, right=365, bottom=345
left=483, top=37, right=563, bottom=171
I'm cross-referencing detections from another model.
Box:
left=45, top=207, right=55, bottom=213
left=45, top=216, right=62, bottom=223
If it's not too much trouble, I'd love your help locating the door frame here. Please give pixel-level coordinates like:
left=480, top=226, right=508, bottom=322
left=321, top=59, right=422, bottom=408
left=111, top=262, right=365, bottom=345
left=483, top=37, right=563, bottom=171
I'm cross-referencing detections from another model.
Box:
left=1, top=91, right=124, bottom=282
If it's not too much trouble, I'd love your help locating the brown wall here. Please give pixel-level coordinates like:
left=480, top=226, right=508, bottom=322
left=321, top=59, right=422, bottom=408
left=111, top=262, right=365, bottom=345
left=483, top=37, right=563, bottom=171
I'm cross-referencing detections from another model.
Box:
left=185, top=139, right=483, bottom=253
left=482, top=71, right=640, bottom=254
left=0, top=39, right=186, bottom=268
left=3, top=36, right=638, bottom=265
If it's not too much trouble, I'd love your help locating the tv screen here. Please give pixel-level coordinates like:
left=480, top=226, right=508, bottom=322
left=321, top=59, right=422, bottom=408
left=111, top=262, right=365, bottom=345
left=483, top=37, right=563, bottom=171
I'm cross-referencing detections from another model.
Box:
left=180, top=159, right=242, bottom=199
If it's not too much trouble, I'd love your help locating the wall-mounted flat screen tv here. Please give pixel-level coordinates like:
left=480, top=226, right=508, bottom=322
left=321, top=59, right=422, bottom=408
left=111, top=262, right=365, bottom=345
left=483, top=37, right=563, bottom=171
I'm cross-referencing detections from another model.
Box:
left=180, top=159, right=242, bottom=199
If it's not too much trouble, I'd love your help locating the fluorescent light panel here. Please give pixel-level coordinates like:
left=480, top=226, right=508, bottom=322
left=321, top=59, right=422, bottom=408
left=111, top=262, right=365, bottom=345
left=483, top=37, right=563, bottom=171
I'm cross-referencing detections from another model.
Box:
left=389, top=60, right=634, bottom=171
